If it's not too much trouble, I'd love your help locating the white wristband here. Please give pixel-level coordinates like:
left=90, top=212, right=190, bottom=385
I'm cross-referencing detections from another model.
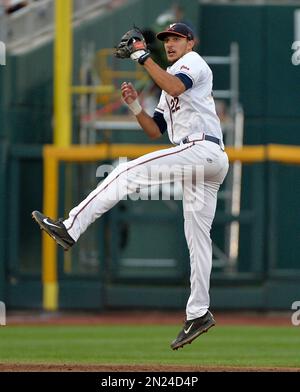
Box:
left=130, top=50, right=146, bottom=61
left=126, top=98, right=142, bottom=116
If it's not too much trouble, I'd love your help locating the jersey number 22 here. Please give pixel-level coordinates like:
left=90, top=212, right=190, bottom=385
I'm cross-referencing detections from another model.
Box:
left=170, top=97, right=180, bottom=113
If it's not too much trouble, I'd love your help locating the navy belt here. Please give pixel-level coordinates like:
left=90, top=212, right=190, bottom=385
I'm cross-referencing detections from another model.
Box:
left=182, top=135, right=221, bottom=145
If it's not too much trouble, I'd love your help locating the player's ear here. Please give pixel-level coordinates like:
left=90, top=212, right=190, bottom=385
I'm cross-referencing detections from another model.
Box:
left=188, top=39, right=195, bottom=50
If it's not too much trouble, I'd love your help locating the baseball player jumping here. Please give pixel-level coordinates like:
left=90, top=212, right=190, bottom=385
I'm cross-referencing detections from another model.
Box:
left=32, top=23, right=229, bottom=350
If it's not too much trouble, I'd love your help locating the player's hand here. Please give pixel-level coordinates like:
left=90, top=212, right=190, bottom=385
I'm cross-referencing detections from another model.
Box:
left=114, top=28, right=151, bottom=65
left=121, top=82, right=138, bottom=105
left=121, top=82, right=142, bottom=116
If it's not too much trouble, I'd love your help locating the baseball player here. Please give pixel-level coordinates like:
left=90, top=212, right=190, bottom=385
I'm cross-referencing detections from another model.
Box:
left=32, top=23, right=229, bottom=350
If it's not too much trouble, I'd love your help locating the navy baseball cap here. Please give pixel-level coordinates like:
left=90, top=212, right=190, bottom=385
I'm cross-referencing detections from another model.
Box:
left=156, top=23, right=194, bottom=41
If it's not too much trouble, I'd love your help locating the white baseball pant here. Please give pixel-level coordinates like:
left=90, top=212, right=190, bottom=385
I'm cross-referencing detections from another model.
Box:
left=63, top=139, right=229, bottom=320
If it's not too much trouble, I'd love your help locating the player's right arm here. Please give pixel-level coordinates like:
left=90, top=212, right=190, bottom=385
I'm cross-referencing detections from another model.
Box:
left=121, top=82, right=164, bottom=140
left=135, top=111, right=163, bottom=140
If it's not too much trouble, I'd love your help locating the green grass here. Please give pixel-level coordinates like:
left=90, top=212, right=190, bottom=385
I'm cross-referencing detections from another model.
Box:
left=0, top=325, right=300, bottom=368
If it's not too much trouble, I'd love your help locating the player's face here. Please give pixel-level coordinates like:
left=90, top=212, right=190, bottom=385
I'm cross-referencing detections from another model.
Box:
left=163, top=35, right=194, bottom=63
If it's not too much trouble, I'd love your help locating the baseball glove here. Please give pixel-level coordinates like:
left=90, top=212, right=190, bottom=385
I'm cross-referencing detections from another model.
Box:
left=114, top=28, right=151, bottom=64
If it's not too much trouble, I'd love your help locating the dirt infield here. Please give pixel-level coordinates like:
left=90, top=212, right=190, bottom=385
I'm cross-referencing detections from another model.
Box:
left=6, top=310, right=293, bottom=327
left=0, top=363, right=299, bottom=372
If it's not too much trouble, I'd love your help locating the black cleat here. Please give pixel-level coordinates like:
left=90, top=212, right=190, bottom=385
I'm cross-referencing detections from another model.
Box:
left=32, top=210, right=75, bottom=251
left=170, top=310, right=216, bottom=350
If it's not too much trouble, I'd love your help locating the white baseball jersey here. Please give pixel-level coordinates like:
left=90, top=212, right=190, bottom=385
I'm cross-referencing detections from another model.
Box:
left=155, top=51, right=222, bottom=145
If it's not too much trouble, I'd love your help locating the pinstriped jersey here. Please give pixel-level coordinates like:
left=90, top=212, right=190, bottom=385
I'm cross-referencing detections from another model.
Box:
left=155, top=51, right=223, bottom=145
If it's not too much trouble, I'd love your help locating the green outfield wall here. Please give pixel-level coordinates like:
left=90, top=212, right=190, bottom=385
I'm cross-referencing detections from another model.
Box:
left=0, top=1, right=299, bottom=310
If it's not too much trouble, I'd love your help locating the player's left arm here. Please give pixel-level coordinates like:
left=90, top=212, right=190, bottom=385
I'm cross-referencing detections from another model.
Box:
left=143, top=58, right=186, bottom=97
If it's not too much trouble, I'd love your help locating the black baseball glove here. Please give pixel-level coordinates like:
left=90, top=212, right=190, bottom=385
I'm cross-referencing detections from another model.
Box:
left=114, top=28, right=151, bottom=65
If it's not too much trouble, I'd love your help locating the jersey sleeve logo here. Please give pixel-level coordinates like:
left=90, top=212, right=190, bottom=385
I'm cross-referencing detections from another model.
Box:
left=180, top=65, right=190, bottom=71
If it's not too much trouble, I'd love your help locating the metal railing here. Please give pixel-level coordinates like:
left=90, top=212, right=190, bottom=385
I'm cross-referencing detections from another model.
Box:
left=203, top=42, right=239, bottom=113
left=3, top=0, right=114, bottom=52
left=203, top=43, right=244, bottom=271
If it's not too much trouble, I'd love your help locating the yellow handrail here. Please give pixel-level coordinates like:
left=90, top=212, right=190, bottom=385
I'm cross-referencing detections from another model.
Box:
left=268, top=144, right=300, bottom=164
left=71, top=85, right=115, bottom=94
